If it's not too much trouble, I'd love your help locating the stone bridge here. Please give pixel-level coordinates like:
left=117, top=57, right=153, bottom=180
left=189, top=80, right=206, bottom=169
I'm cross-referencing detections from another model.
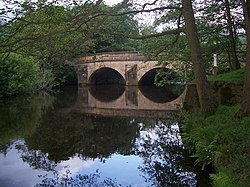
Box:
left=75, top=51, right=173, bottom=85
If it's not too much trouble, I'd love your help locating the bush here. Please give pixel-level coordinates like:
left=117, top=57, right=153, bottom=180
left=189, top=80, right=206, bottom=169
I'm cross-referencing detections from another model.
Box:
left=0, top=53, right=40, bottom=97
left=182, top=105, right=250, bottom=186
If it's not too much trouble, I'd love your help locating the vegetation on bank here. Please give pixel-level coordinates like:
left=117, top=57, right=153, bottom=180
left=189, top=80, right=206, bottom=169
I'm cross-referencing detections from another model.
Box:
left=183, top=106, right=250, bottom=186
left=0, top=54, right=41, bottom=97
left=0, top=53, right=77, bottom=98
left=183, top=69, right=250, bottom=187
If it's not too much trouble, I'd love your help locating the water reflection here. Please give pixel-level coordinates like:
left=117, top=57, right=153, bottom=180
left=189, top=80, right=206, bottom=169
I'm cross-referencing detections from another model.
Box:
left=89, top=85, right=125, bottom=102
left=139, top=85, right=183, bottom=103
left=88, top=84, right=185, bottom=104
left=0, top=95, right=54, bottom=147
left=76, top=85, right=186, bottom=118
left=0, top=86, right=210, bottom=187
left=136, top=121, right=197, bottom=186
left=25, top=113, right=139, bottom=162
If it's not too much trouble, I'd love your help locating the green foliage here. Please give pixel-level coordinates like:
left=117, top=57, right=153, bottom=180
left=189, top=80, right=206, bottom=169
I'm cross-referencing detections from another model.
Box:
left=92, top=12, right=140, bottom=53
left=38, top=67, right=58, bottom=90
left=13, top=5, right=89, bottom=62
left=0, top=53, right=40, bottom=97
left=182, top=105, right=250, bottom=186
left=0, top=52, right=65, bottom=96
left=154, top=69, right=182, bottom=86
left=1, top=2, right=140, bottom=61
left=54, top=64, right=77, bottom=86
left=210, top=168, right=235, bottom=187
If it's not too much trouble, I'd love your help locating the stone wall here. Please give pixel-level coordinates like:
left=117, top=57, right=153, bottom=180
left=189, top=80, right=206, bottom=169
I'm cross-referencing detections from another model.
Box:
left=183, top=83, right=243, bottom=109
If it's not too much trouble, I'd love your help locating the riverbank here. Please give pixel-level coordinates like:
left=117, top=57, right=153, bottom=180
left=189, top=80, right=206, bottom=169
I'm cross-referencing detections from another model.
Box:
left=182, top=68, right=250, bottom=186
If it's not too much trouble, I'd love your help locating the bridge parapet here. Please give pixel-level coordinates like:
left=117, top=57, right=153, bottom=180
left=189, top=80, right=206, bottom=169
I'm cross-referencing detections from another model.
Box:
left=76, top=51, right=146, bottom=64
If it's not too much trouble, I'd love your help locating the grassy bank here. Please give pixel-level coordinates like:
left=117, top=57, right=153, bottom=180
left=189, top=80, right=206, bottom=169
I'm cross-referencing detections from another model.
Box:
left=182, top=68, right=250, bottom=186
left=208, top=68, right=245, bottom=84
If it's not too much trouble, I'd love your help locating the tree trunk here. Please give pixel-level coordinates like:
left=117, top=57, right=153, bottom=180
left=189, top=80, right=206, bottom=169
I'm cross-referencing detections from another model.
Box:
left=225, top=0, right=241, bottom=70
left=227, top=51, right=233, bottom=70
left=236, top=0, right=250, bottom=117
left=182, top=0, right=218, bottom=116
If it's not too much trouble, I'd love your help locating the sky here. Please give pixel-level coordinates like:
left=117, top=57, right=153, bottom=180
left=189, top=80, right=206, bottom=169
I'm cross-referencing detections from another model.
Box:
left=104, top=0, right=123, bottom=5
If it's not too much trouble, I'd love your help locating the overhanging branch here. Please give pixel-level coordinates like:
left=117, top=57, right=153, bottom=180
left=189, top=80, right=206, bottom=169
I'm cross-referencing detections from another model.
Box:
left=128, top=28, right=185, bottom=40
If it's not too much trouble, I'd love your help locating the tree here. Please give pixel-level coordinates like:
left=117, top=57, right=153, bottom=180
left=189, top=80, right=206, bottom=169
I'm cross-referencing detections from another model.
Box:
left=182, top=0, right=218, bottom=116
left=0, top=0, right=139, bottom=59
left=224, top=0, right=241, bottom=70
left=0, top=1, right=102, bottom=59
left=91, top=9, right=140, bottom=53
left=237, top=0, right=250, bottom=117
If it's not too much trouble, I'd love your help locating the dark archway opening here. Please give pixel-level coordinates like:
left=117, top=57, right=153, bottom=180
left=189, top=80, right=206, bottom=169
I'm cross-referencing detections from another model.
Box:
left=138, top=68, right=183, bottom=103
left=88, top=68, right=125, bottom=102
left=139, top=68, right=177, bottom=86
left=89, top=68, right=125, bottom=85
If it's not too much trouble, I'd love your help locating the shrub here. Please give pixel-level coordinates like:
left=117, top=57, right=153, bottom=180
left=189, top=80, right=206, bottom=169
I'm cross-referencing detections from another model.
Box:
left=0, top=53, right=40, bottom=97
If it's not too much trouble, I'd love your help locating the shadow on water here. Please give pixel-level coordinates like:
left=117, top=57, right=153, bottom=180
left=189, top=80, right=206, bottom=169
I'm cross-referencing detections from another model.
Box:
left=0, top=85, right=211, bottom=187
left=89, top=85, right=125, bottom=102
left=139, top=84, right=185, bottom=103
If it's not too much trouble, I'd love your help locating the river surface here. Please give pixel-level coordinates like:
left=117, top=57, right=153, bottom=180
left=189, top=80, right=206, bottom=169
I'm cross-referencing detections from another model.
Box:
left=0, top=85, right=210, bottom=187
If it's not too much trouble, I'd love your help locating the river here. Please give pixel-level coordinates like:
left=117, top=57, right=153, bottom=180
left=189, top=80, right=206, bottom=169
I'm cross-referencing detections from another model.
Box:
left=0, top=85, right=210, bottom=187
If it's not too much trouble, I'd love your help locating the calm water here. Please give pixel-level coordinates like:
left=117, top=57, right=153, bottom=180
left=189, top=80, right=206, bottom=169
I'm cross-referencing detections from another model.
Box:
left=0, top=85, right=210, bottom=187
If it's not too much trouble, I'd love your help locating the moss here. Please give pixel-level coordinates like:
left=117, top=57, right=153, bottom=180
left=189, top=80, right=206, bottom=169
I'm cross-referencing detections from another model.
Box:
left=182, top=105, right=250, bottom=186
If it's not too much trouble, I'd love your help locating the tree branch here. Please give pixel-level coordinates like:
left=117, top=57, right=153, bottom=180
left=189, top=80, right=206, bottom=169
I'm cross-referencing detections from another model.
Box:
left=128, top=28, right=185, bottom=40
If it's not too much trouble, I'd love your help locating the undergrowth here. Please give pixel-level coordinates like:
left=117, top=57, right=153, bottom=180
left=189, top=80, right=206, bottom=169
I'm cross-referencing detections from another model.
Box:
left=182, top=105, right=250, bottom=187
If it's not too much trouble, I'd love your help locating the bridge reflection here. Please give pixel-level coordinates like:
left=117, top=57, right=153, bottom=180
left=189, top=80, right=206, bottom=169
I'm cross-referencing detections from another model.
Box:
left=75, top=85, right=186, bottom=118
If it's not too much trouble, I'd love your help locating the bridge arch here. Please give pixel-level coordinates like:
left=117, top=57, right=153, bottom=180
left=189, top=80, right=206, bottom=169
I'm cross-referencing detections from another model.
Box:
left=89, top=67, right=125, bottom=85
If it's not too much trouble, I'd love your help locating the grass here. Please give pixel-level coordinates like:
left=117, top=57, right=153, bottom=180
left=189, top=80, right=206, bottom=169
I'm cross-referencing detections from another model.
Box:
left=182, top=105, right=250, bottom=187
left=208, top=68, right=245, bottom=84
